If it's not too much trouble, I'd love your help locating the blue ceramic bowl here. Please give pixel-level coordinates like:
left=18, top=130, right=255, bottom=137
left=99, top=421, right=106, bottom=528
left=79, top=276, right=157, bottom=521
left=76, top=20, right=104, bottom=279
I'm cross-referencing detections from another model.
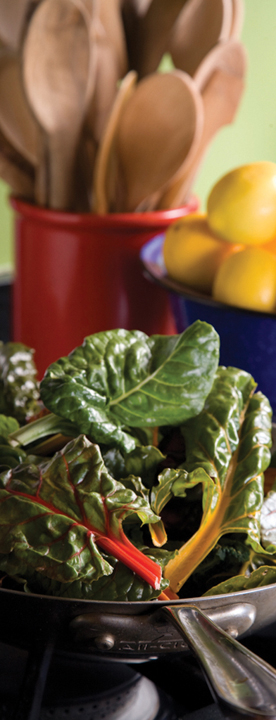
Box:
left=140, top=233, right=276, bottom=417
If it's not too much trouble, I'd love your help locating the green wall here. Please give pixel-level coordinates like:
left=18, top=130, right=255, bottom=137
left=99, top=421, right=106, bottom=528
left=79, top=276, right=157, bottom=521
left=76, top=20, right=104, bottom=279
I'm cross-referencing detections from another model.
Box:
left=194, top=0, right=276, bottom=205
left=0, top=0, right=275, bottom=274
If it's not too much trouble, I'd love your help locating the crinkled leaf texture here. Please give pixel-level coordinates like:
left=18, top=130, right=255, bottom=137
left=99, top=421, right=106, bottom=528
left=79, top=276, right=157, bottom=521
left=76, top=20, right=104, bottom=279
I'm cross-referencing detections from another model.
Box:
left=163, top=367, right=272, bottom=594
left=17, top=549, right=171, bottom=601
left=204, top=565, right=276, bottom=596
left=0, top=342, right=40, bottom=423
left=40, top=322, right=219, bottom=453
left=0, top=436, right=162, bottom=594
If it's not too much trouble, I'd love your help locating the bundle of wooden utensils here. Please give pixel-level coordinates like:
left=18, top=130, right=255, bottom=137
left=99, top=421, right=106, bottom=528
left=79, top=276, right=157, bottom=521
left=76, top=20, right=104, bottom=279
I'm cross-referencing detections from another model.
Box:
left=0, top=0, right=246, bottom=213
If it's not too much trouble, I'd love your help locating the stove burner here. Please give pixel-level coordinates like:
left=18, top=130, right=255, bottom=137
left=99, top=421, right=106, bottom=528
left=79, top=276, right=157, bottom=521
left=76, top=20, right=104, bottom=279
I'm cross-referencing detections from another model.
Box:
left=41, top=675, right=160, bottom=720
left=0, top=645, right=175, bottom=720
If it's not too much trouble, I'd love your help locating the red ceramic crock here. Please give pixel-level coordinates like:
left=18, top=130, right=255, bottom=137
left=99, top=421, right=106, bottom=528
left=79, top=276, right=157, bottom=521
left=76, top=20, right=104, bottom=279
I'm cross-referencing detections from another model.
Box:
left=11, top=197, right=198, bottom=378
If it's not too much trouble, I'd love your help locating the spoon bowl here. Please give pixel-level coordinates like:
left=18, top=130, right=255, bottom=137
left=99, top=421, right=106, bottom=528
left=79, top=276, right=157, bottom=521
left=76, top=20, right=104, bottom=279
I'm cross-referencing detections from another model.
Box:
left=157, top=40, right=246, bottom=208
left=115, top=69, right=204, bottom=212
left=169, top=0, right=233, bottom=76
left=22, top=0, right=96, bottom=210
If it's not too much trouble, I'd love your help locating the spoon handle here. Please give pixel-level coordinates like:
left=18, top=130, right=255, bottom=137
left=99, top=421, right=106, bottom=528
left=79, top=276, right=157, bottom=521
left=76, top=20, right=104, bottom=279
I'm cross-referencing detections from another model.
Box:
left=47, top=126, right=82, bottom=211
left=163, top=604, right=276, bottom=719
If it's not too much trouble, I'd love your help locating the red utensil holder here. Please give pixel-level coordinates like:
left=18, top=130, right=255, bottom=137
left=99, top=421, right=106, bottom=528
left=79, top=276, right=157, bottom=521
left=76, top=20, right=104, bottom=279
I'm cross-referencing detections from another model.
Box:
left=11, top=196, right=198, bottom=378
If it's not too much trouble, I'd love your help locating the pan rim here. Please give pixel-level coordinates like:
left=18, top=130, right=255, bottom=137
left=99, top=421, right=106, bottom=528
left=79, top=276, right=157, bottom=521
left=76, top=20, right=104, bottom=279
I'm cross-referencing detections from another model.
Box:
left=0, top=581, right=275, bottom=608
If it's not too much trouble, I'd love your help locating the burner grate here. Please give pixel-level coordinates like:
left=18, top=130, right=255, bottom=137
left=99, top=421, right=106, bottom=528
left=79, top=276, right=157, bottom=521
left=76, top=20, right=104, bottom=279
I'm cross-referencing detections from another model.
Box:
left=40, top=676, right=160, bottom=720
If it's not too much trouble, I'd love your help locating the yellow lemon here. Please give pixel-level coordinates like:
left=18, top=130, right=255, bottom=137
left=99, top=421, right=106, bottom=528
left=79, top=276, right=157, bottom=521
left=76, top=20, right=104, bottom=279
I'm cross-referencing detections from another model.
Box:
left=163, top=213, right=242, bottom=294
left=207, top=161, right=276, bottom=245
left=262, top=236, right=276, bottom=258
left=213, top=246, right=276, bottom=312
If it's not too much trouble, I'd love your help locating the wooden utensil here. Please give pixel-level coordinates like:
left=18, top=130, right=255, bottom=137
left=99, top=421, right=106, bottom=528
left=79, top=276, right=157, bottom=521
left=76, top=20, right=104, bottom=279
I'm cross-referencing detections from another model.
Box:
left=0, top=49, right=38, bottom=166
left=157, top=40, right=246, bottom=209
left=115, top=70, right=204, bottom=213
left=121, top=0, right=188, bottom=78
left=22, top=0, right=96, bottom=210
left=229, top=0, right=244, bottom=39
left=129, top=0, right=153, bottom=16
left=92, top=70, right=137, bottom=213
left=0, top=0, right=33, bottom=50
left=0, top=127, right=34, bottom=199
left=168, top=0, right=233, bottom=77
left=84, top=0, right=128, bottom=144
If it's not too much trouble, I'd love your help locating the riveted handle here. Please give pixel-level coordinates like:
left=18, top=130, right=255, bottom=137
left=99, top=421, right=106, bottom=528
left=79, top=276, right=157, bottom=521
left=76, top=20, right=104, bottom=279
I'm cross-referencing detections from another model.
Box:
left=163, top=604, right=276, bottom=719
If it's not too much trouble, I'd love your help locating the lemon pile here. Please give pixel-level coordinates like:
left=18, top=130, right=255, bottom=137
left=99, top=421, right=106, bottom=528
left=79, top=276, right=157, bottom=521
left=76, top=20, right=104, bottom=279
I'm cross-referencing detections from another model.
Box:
left=163, top=161, right=276, bottom=313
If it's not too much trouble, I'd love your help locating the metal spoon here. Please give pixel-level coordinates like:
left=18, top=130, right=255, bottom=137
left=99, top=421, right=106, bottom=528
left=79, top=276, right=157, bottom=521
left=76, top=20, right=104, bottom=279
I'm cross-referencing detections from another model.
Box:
left=169, top=0, right=233, bottom=77
left=115, top=70, right=204, bottom=213
left=22, top=0, right=96, bottom=210
left=157, top=40, right=246, bottom=209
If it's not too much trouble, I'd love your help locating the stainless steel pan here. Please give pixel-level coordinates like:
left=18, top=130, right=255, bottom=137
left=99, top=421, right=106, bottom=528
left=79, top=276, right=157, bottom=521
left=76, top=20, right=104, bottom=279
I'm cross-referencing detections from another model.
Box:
left=3, top=581, right=276, bottom=718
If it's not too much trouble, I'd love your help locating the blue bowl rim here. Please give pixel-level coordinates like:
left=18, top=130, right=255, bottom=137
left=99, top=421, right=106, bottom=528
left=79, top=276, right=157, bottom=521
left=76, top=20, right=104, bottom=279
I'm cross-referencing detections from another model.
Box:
left=140, top=233, right=276, bottom=321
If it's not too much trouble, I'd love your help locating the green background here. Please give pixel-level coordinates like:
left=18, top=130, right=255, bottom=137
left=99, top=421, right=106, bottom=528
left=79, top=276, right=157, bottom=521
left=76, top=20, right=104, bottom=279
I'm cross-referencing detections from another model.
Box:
left=0, top=0, right=275, bottom=275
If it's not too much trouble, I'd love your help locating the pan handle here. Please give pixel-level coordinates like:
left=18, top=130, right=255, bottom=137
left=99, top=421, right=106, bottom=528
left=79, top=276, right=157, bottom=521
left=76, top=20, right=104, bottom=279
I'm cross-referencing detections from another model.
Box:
left=163, top=604, right=276, bottom=719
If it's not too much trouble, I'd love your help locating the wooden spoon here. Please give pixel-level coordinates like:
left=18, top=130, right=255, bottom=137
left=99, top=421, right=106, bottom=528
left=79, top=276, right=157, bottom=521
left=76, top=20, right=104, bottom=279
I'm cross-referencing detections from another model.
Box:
left=0, top=127, right=35, bottom=199
left=168, top=0, right=233, bottom=77
left=115, top=70, right=204, bottom=213
left=157, top=40, right=246, bottom=209
left=92, top=70, right=137, bottom=213
left=0, top=0, right=33, bottom=50
left=0, top=49, right=38, bottom=166
left=229, top=0, right=244, bottom=39
left=121, top=0, right=188, bottom=78
left=22, top=0, right=96, bottom=210
left=129, top=0, right=153, bottom=15
left=84, top=0, right=128, bottom=144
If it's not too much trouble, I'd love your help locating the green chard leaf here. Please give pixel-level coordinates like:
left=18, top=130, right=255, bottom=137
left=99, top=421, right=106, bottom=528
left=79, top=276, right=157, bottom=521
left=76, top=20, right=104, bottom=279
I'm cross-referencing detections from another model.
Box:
left=0, top=435, right=162, bottom=591
left=39, top=322, right=219, bottom=453
left=17, top=549, right=171, bottom=601
left=204, top=565, right=276, bottom=596
left=0, top=342, right=40, bottom=423
left=163, top=367, right=272, bottom=594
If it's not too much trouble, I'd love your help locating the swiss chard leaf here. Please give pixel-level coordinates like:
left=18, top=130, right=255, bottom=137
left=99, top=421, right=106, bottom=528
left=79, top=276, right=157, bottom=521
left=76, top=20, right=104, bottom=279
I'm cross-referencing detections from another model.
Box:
left=39, top=322, right=219, bottom=453
left=163, top=367, right=272, bottom=594
left=0, top=342, right=40, bottom=423
left=260, top=485, right=276, bottom=548
left=204, top=565, right=276, bottom=596
left=0, top=414, right=19, bottom=437
left=0, top=435, right=162, bottom=590
left=17, top=549, right=171, bottom=601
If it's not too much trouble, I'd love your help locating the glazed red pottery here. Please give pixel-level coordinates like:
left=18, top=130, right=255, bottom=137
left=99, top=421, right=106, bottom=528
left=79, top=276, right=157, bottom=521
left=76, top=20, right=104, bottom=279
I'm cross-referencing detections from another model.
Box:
left=11, top=196, right=198, bottom=378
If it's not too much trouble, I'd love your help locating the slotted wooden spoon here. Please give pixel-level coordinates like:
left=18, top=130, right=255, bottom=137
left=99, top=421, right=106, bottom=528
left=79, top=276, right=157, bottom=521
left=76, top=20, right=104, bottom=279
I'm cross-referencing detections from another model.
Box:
left=157, top=40, right=246, bottom=209
left=169, top=0, right=233, bottom=77
left=115, top=70, right=204, bottom=213
left=22, top=0, right=96, bottom=210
